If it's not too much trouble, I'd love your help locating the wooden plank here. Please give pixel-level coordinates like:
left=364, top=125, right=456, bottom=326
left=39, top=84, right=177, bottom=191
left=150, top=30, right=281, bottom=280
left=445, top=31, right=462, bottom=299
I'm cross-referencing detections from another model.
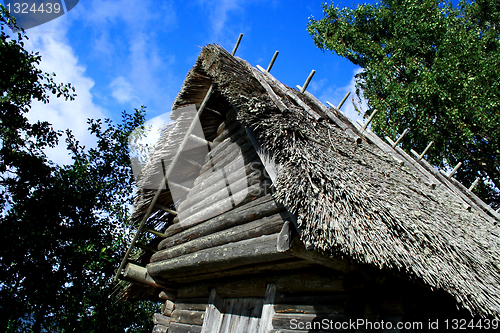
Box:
left=152, top=213, right=285, bottom=261
left=148, top=233, right=290, bottom=279
left=280, top=237, right=359, bottom=273
left=258, top=284, right=276, bottom=333
left=201, top=289, right=223, bottom=333
left=248, top=297, right=264, bottom=333
left=175, top=264, right=333, bottom=299
left=275, top=271, right=345, bottom=294
left=272, top=313, right=346, bottom=331
left=159, top=194, right=282, bottom=249
left=273, top=303, right=344, bottom=315
left=174, top=298, right=209, bottom=311
left=167, top=258, right=310, bottom=284
left=219, top=298, right=236, bottom=333
left=171, top=309, right=205, bottom=326
left=249, top=66, right=287, bottom=112
left=255, top=66, right=321, bottom=120
left=169, top=322, right=202, bottom=333
left=287, top=88, right=322, bottom=121
left=274, top=294, right=349, bottom=306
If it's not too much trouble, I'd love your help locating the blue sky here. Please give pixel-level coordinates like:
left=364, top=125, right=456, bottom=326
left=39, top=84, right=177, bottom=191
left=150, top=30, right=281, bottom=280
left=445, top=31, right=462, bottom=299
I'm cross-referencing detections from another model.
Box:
left=4, top=0, right=378, bottom=164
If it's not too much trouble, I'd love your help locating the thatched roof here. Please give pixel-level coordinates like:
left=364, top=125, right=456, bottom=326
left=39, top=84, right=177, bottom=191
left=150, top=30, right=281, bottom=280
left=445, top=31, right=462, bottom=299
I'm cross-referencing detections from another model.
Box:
left=133, top=44, right=500, bottom=318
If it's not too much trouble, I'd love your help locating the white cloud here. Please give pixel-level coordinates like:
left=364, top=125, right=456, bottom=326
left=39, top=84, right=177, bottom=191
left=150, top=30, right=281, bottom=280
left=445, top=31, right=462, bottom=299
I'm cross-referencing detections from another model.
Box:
left=110, top=76, right=138, bottom=104
left=75, top=0, right=179, bottom=116
left=23, top=16, right=106, bottom=165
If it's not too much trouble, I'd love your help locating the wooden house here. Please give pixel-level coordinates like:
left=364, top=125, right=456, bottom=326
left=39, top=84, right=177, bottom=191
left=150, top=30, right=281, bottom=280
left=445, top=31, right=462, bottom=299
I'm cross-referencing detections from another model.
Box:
left=116, top=44, right=500, bottom=333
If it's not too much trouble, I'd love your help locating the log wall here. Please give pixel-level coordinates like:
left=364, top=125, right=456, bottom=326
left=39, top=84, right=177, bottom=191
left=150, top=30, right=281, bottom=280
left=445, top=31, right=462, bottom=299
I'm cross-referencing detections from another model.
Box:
left=148, top=110, right=296, bottom=284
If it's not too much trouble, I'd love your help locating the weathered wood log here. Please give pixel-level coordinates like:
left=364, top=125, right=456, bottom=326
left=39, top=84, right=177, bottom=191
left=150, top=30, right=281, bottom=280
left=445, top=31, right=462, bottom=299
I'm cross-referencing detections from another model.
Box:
left=277, top=221, right=295, bottom=252
left=162, top=299, right=175, bottom=316
left=272, top=313, right=346, bottom=331
left=177, top=169, right=263, bottom=218
left=174, top=298, right=209, bottom=311
left=199, top=138, right=254, bottom=176
left=162, top=182, right=271, bottom=239
left=204, top=127, right=248, bottom=163
left=148, top=233, right=291, bottom=279
left=214, top=118, right=240, bottom=142
left=122, top=263, right=160, bottom=288
left=191, top=149, right=259, bottom=191
left=168, top=322, right=202, bottom=333
left=181, top=158, right=263, bottom=211
left=159, top=290, right=177, bottom=301
left=152, top=324, right=168, bottom=333
left=159, top=194, right=282, bottom=249
left=153, top=313, right=171, bottom=326
left=167, top=258, right=311, bottom=285
left=171, top=309, right=205, bottom=326
left=152, top=213, right=285, bottom=261
left=279, top=236, right=359, bottom=274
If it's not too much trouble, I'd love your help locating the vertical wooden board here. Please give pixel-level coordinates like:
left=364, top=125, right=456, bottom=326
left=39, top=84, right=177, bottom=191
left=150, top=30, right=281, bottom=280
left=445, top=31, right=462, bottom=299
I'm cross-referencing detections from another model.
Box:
left=200, top=289, right=223, bottom=333
left=258, top=284, right=276, bottom=333
left=233, top=298, right=252, bottom=332
left=247, top=298, right=264, bottom=332
left=219, top=298, right=236, bottom=333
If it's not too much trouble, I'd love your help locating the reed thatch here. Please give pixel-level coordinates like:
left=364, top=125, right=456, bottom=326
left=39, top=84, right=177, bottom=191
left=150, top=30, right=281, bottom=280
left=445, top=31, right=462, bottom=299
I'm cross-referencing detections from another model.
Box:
left=133, top=44, right=500, bottom=318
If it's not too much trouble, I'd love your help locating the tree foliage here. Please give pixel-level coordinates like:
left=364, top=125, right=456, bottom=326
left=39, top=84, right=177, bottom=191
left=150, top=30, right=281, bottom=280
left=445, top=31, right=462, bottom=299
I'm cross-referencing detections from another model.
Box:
left=308, top=0, right=500, bottom=206
left=0, top=6, right=155, bottom=332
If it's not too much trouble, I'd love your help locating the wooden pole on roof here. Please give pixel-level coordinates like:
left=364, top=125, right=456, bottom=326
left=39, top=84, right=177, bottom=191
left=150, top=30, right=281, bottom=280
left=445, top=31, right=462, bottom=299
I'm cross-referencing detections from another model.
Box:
left=300, top=70, right=316, bottom=93
left=468, top=177, right=480, bottom=191
left=386, top=128, right=409, bottom=148
left=232, top=33, right=243, bottom=56
left=440, top=161, right=462, bottom=178
left=337, top=91, right=351, bottom=109
left=411, top=141, right=434, bottom=161
left=266, top=51, right=279, bottom=72
left=361, top=109, right=378, bottom=131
